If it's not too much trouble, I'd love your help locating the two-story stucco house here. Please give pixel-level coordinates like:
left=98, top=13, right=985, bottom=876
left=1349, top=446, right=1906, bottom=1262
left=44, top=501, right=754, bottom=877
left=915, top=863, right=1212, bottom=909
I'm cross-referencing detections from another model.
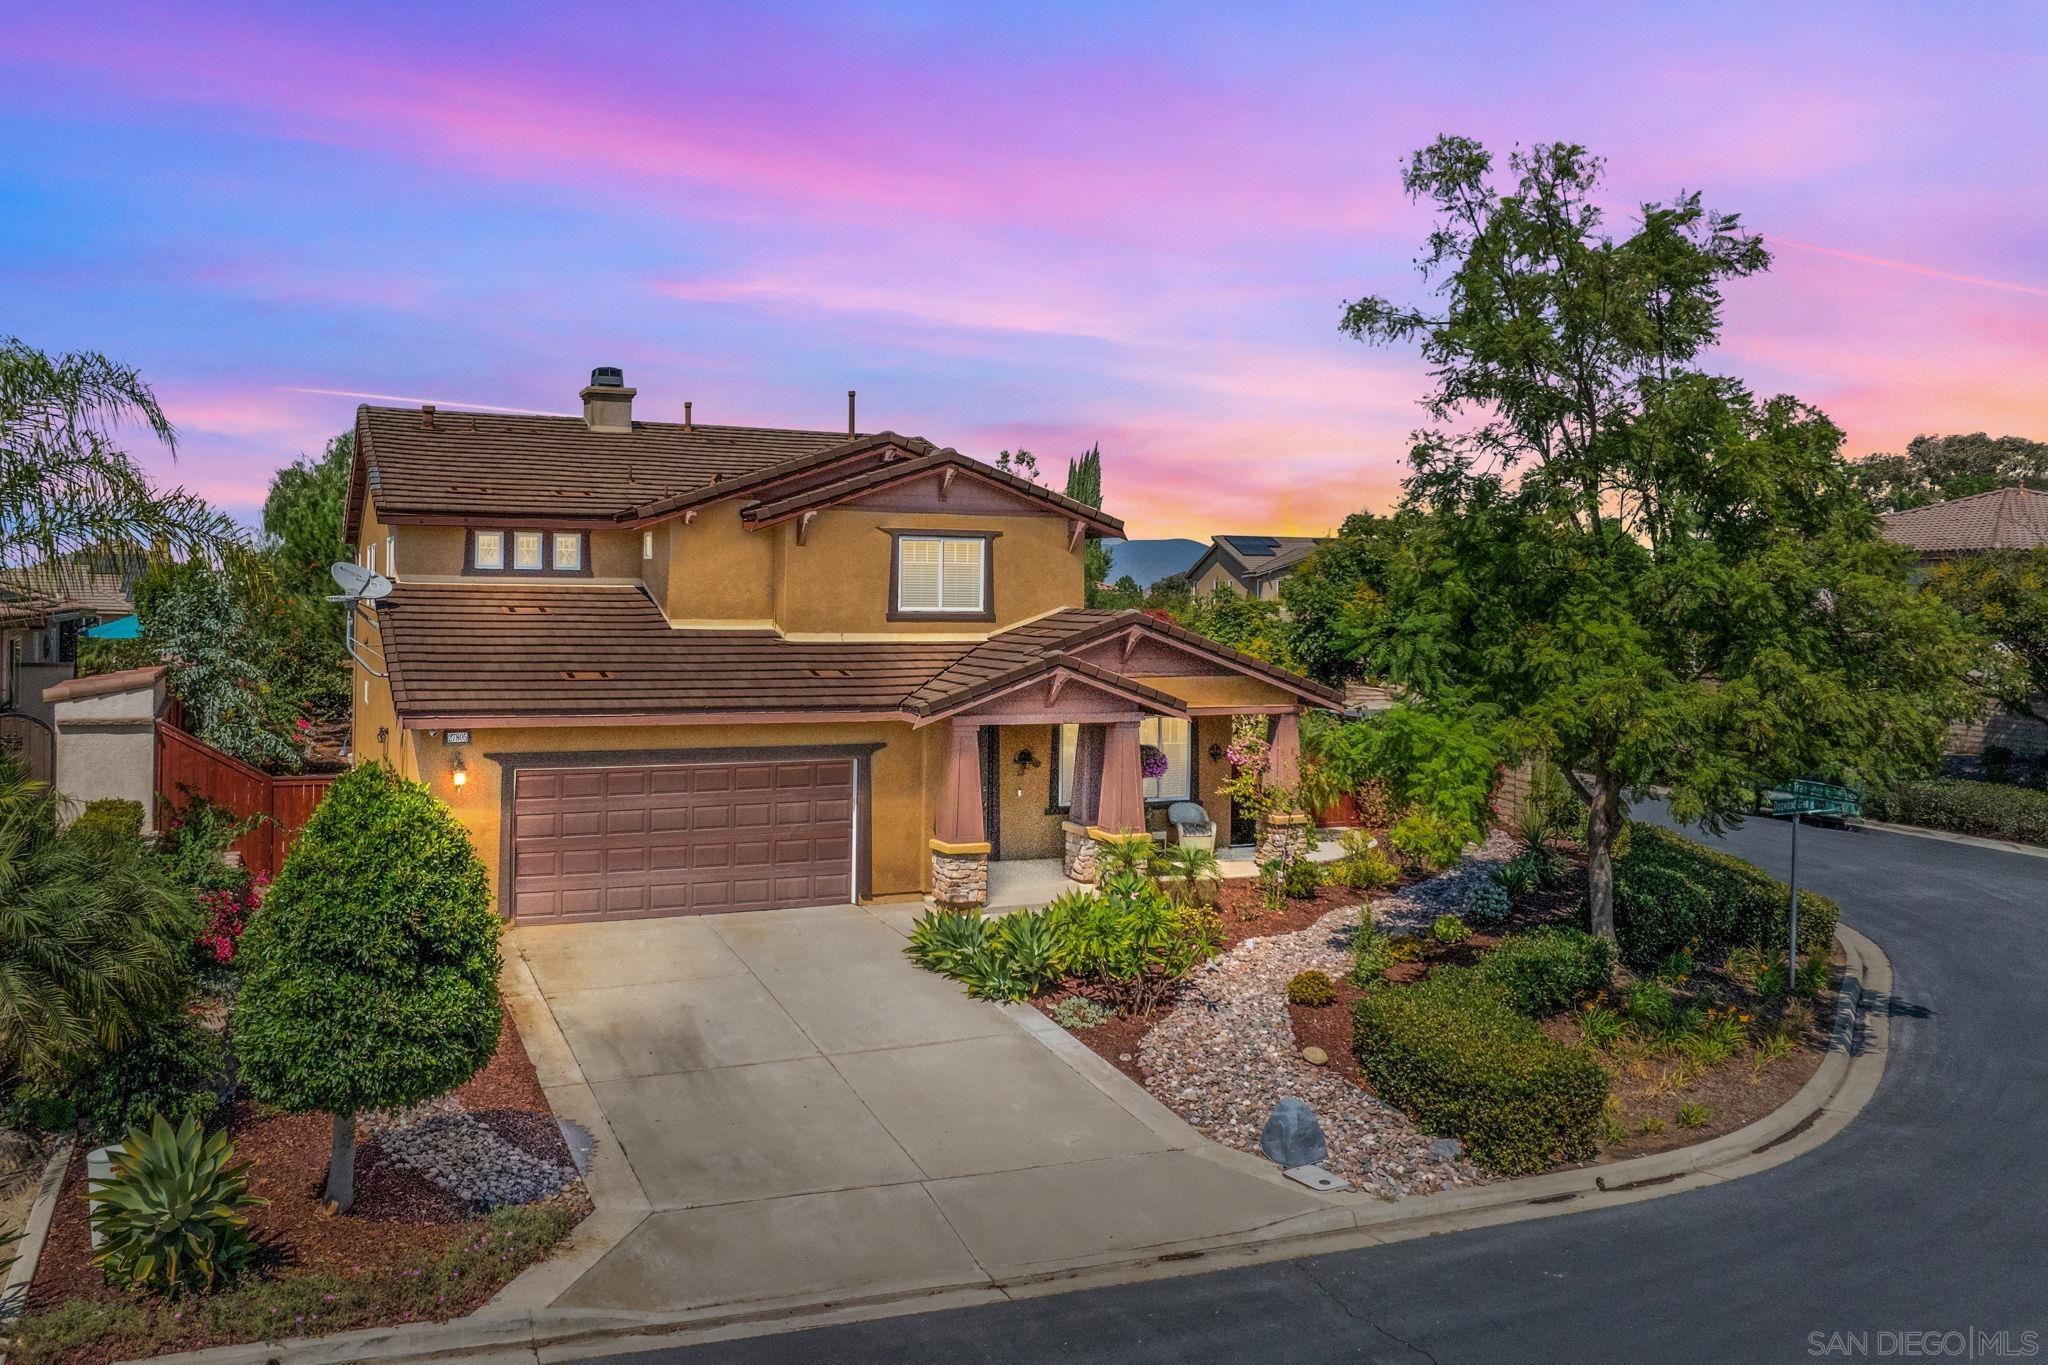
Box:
left=347, top=369, right=1338, bottom=922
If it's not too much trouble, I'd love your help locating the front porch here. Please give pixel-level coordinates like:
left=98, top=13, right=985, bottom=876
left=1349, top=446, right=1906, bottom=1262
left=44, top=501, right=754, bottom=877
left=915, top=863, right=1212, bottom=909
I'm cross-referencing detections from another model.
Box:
left=977, top=837, right=1348, bottom=912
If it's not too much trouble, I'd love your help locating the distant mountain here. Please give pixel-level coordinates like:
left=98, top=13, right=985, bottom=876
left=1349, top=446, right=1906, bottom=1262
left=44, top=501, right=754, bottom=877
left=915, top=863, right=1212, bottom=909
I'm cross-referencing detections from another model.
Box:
left=1105, top=538, right=1204, bottom=588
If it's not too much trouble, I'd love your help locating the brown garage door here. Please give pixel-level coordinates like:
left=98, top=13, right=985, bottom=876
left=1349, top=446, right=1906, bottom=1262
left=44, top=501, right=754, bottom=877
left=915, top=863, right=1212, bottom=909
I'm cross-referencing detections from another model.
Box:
left=511, top=759, right=855, bottom=921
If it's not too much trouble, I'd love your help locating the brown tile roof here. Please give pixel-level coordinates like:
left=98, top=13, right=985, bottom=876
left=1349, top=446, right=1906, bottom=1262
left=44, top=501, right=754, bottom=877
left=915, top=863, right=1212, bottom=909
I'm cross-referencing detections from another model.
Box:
left=376, top=582, right=975, bottom=723
left=374, top=588, right=1337, bottom=725
left=0, top=567, right=133, bottom=624
left=1882, top=487, right=2048, bottom=558
left=348, top=405, right=857, bottom=537
left=348, top=411, right=1126, bottom=540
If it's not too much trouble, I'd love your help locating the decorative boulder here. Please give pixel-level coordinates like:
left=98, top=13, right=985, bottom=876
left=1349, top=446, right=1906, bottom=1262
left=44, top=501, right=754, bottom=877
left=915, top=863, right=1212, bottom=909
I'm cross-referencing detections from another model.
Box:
left=1259, top=1097, right=1329, bottom=1169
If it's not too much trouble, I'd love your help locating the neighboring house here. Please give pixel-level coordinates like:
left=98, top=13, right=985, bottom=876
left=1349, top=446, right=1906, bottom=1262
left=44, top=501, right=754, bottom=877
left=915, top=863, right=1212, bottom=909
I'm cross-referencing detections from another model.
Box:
left=1882, top=487, right=2048, bottom=762
left=0, top=566, right=133, bottom=730
left=1880, top=486, right=2048, bottom=563
left=1187, top=535, right=1326, bottom=601
left=348, top=368, right=1340, bottom=920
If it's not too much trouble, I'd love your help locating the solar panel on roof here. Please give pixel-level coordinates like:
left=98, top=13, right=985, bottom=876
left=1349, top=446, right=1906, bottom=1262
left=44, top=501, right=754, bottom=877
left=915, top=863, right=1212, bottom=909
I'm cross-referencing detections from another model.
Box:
left=1221, top=535, right=1281, bottom=557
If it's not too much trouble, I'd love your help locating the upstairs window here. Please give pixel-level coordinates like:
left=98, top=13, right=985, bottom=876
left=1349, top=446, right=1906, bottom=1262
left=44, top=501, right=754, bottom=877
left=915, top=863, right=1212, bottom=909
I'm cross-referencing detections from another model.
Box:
left=893, top=534, right=990, bottom=618
left=468, top=528, right=588, bottom=576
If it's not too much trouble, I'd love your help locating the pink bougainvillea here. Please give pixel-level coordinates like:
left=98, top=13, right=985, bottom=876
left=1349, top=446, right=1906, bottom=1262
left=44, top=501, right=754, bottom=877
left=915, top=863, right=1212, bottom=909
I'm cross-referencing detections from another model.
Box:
left=197, top=875, right=267, bottom=964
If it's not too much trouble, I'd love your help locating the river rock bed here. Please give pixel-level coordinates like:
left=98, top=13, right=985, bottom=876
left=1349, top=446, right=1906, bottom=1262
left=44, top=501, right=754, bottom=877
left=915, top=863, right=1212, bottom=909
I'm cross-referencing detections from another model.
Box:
left=1137, top=833, right=1518, bottom=1197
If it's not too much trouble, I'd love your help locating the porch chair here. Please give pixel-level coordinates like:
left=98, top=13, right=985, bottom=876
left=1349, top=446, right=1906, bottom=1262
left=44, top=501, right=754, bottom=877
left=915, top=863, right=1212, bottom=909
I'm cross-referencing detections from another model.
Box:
left=1166, top=801, right=1216, bottom=853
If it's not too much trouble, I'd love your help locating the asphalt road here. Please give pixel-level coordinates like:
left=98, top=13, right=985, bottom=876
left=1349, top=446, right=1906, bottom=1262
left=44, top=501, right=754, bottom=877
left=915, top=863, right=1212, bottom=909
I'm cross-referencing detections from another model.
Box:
left=590, top=813, right=2046, bottom=1365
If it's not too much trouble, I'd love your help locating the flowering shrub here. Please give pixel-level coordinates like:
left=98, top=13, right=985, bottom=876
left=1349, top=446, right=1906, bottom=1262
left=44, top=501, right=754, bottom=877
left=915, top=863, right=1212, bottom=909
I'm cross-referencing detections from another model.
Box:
left=197, top=876, right=265, bottom=965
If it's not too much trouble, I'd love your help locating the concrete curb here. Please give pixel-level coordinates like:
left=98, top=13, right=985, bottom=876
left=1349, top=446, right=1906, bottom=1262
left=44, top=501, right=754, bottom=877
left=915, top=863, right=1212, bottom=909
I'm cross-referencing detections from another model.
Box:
left=1852, top=819, right=2048, bottom=860
left=0, top=1136, right=72, bottom=1327
left=101, top=925, right=1891, bottom=1365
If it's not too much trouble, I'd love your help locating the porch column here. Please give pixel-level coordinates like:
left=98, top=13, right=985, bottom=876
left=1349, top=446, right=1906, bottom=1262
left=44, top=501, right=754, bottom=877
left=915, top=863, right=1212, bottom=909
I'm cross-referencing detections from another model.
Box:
left=1061, top=723, right=1108, bottom=882
left=1256, top=710, right=1310, bottom=864
left=1094, top=720, right=1145, bottom=836
left=930, top=720, right=989, bottom=908
left=1267, top=711, right=1302, bottom=789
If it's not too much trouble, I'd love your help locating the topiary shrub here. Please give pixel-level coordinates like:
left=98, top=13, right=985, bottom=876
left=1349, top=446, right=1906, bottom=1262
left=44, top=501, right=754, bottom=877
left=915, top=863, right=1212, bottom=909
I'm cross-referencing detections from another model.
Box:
left=1354, top=968, right=1609, bottom=1174
left=1476, top=928, right=1612, bottom=1016
left=1285, top=969, right=1338, bottom=1007
left=1610, top=823, right=1838, bottom=970
left=233, top=764, right=500, bottom=1212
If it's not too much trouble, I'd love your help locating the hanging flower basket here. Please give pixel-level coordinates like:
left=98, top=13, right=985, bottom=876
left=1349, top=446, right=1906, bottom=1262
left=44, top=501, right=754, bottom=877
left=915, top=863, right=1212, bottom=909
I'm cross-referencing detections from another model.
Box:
left=1139, top=743, right=1170, bottom=779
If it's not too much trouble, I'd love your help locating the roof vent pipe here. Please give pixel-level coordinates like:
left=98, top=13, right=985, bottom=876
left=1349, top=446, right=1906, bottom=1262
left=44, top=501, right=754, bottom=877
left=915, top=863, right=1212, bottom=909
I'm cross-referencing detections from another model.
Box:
left=684, top=400, right=693, bottom=431
left=847, top=389, right=856, bottom=436
left=581, top=366, right=635, bottom=432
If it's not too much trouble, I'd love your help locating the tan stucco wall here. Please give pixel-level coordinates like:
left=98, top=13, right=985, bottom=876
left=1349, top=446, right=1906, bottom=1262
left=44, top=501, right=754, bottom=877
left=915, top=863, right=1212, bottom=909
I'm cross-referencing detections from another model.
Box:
left=1194, top=561, right=1242, bottom=595
left=771, top=507, right=1086, bottom=636
left=661, top=504, right=778, bottom=623
left=392, top=524, right=465, bottom=577
left=409, top=719, right=938, bottom=915
left=1134, top=675, right=1297, bottom=710
left=1195, top=714, right=1235, bottom=837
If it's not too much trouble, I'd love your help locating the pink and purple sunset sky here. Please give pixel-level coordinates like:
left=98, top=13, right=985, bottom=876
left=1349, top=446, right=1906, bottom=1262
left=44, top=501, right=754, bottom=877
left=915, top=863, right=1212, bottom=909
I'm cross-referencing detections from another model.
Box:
left=5, top=2, right=2045, bottom=539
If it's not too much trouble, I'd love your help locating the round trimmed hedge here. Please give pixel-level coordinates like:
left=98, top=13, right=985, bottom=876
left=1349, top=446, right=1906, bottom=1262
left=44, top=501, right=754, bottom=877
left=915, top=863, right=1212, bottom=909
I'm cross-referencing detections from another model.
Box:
left=232, top=764, right=501, bottom=1119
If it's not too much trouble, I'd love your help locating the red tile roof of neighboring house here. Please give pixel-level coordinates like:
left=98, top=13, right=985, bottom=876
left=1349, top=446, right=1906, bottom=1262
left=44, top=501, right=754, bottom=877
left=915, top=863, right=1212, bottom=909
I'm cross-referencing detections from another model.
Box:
left=1881, top=487, right=2048, bottom=558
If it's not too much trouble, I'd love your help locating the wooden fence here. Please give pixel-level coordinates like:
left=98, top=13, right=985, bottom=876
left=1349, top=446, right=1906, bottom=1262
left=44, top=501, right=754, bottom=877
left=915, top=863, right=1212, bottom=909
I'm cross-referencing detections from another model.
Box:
left=155, top=722, right=337, bottom=879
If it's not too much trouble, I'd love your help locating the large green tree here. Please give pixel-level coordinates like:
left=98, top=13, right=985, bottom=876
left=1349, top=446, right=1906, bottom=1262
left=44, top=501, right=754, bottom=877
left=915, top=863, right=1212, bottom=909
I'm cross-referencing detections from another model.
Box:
left=1850, top=433, right=2048, bottom=512
left=1278, top=510, right=1404, bottom=685
left=1339, top=137, right=1993, bottom=938
left=1927, top=548, right=2048, bottom=726
left=233, top=764, right=500, bottom=1211
left=1064, top=444, right=1114, bottom=600
left=0, top=337, right=237, bottom=580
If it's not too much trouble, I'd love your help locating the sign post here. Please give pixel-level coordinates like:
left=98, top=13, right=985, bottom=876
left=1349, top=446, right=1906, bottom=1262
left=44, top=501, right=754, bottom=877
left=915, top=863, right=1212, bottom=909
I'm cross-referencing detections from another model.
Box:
left=1762, top=780, right=1859, bottom=992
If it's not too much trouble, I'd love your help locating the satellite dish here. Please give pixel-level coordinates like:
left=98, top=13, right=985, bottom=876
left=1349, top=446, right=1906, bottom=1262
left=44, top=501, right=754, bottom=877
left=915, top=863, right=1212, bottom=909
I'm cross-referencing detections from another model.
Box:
left=330, top=561, right=394, bottom=601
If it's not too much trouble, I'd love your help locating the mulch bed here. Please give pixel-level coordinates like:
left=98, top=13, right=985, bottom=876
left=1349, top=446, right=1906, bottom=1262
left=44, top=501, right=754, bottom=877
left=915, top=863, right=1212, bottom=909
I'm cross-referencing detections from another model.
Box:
left=26, top=1013, right=573, bottom=1313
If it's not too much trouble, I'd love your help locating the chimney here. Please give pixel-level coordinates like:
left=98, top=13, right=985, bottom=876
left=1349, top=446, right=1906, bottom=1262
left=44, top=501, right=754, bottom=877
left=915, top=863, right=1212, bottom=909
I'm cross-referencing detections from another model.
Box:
left=581, top=366, right=635, bottom=432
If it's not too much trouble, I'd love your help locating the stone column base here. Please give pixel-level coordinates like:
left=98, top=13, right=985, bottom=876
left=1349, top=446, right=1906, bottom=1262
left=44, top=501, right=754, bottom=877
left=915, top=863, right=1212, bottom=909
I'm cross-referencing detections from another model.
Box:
left=1060, top=822, right=1100, bottom=884
left=1255, top=813, right=1311, bottom=865
left=929, top=840, right=990, bottom=908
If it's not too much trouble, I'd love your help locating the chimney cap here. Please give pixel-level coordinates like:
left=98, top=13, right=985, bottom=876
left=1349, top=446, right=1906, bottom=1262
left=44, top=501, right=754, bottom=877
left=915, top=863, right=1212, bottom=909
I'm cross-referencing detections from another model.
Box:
left=589, top=366, right=625, bottom=389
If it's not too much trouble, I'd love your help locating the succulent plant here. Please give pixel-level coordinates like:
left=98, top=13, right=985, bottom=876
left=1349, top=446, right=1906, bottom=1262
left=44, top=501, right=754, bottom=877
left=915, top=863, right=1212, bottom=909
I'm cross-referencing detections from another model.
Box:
left=89, top=1113, right=266, bottom=1292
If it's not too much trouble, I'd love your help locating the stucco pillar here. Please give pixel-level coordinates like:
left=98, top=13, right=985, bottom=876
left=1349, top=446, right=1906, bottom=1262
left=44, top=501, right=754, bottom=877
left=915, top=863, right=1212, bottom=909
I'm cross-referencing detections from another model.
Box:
left=930, top=720, right=989, bottom=907
left=1095, top=720, right=1145, bottom=836
left=1256, top=710, right=1309, bottom=864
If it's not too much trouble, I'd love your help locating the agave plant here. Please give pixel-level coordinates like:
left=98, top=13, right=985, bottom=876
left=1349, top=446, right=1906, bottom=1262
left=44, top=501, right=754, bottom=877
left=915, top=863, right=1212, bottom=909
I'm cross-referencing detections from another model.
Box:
left=903, top=908, right=989, bottom=975
left=88, top=1113, right=266, bottom=1293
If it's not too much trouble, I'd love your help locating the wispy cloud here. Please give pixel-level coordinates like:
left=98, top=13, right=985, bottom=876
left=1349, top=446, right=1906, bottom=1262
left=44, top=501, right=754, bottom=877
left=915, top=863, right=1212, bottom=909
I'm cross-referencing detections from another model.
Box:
left=277, top=387, right=572, bottom=416
left=1771, top=238, right=2048, bottom=301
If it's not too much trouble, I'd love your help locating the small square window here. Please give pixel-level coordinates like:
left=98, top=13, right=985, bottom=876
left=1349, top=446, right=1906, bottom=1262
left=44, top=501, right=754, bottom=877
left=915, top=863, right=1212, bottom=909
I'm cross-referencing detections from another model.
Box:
left=552, top=534, right=582, bottom=571
left=513, top=531, right=544, bottom=571
left=474, top=531, right=504, bottom=570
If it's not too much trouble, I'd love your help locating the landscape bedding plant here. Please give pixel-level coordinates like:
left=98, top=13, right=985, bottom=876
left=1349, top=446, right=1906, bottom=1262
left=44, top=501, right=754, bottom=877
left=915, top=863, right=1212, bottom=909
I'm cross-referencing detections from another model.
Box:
left=1474, top=927, right=1612, bottom=1016
left=1353, top=966, right=1611, bottom=1175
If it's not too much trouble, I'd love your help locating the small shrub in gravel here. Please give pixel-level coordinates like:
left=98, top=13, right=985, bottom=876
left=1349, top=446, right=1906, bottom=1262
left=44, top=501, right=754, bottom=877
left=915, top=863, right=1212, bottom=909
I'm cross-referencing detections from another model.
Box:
left=1347, top=907, right=1394, bottom=989
left=1476, top=928, right=1611, bottom=1016
left=1285, top=970, right=1338, bottom=1007
left=1354, top=968, right=1609, bottom=1175
left=1431, top=913, right=1470, bottom=944
left=1282, top=856, right=1325, bottom=900
left=1050, top=996, right=1111, bottom=1031
left=1465, top=874, right=1512, bottom=928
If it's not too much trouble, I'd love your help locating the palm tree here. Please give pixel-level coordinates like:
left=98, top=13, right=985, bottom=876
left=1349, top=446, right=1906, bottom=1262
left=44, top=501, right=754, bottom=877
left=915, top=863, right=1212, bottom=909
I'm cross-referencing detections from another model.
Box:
left=1150, top=843, right=1222, bottom=906
left=0, top=759, right=197, bottom=1084
left=0, top=337, right=239, bottom=586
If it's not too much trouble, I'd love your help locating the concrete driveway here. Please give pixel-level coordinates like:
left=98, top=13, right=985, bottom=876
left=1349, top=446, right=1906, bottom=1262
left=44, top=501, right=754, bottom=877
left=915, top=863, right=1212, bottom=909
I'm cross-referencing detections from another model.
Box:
left=504, top=904, right=1338, bottom=1315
